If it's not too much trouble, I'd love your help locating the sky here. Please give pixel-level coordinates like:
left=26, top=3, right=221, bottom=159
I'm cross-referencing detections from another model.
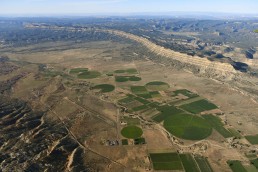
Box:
left=0, top=0, right=258, bottom=16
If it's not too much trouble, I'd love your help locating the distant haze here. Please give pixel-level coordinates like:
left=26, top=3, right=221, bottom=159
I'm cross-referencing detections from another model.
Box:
left=0, top=0, right=258, bottom=17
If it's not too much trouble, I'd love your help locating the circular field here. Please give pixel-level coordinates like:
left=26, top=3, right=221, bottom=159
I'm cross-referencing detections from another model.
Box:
left=78, top=71, right=101, bottom=79
left=92, top=84, right=115, bottom=93
left=121, top=126, right=143, bottom=139
left=145, top=81, right=170, bottom=91
left=164, top=114, right=212, bottom=140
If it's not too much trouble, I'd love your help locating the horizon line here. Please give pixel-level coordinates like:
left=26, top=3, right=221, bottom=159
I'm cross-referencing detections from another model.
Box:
left=1, top=11, right=258, bottom=18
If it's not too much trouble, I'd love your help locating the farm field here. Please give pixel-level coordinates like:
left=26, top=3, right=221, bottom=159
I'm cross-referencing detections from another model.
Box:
left=69, top=68, right=88, bottom=74
left=131, top=86, right=149, bottom=95
left=203, top=114, right=233, bottom=138
left=114, top=68, right=138, bottom=74
left=152, top=105, right=184, bottom=122
left=132, top=105, right=149, bottom=112
left=121, top=139, right=128, bottom=145
left=179, top=154, right=200, bottom=172
left=195, top=156, right=213, bottom=172
left=149, top=152, right=184, bottom=171
left=164, top=113, right=212, bottom=140
left=121, top=125, right=143, bottom=139
left=251, top=158, right=258, bottom=169
left=245, top=135, right=258, bottom=145
left=227, top=160, right=248, bottom=172
left=115, top=76, right=141, bottom=82
left=228, top=128, right=242, bottom=138
left=118, top=95, right=136, bottom=104
left=92, top=84, right=115, bottom=93
left=2, top=21, right=258, bottom=172
left=180, top=99, right=218, bottom=114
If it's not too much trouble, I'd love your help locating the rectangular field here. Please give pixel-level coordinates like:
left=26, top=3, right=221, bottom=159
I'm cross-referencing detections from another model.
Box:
left=180, top=99, right=218, bottom=114
left=132, top=105, right=149, bottom=112
left=152, top=162, right=183, bottom=171
left=203, top=114, right=233, bottom=138
left=245, top=135, right=258, bottom=145
left=195, top=156, right=213, bottom=172
left=131, top=86, right=148, bottom=95
left=118, top=97, right=135, bottom=104
left=251, top=158, right=258, bottom=169
left=179, top=154, right=200, bottom=172
left=228, top=128, right=242, bottom=138
left=227, top=160, right=248, bottom=172
left=134, top=96, right=150, bottom=105
left=150, top=152, right=183, bottom=171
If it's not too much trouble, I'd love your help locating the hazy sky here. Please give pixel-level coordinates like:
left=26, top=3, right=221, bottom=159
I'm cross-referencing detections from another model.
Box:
left=1, top=0, right=258, bottom=16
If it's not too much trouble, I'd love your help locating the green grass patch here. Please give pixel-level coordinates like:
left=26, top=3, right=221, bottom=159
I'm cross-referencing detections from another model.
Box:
left=195, top=156, right=213, bottom=172
left=115, top=76, right=129, bottom=82
left=92, top=84, right=115, bottom=93
left=137, top=93, right=152, bottom=99
left=150, top=152, right=180, bottom=162
left=70, top=68, right=88, bottom=74
left=118, top=96, right=135, bottom=104
left=126, top=68, right=138, bottom=74
left=115, top=68, right=138, bottom=74
left=246, top=135, right=258, bottom=145
left=173, top=89, right=199, bottom=98
left=227, top=160, right=248, bottom=172
left=164, top=114, right=212, bottom=140
left=153, top=162, right=183, bottom=171
left=244, top=165, right=258, bottom=172
left=132, top=105, right=149, bottom=112
left=149, top=91, right=161, bottom=98
left=254, top=30, right=258, bottom=33
left=148, top=102, right=160, bottom=108
left=134, top=97, right=150, bottom=104
left=146, top=81, right=170, bottom=91
left=179, top=154, right=200, bottom=172
left=128, top=76, right=141, bottom=81
left=203, top=114, right=233, bottom=138
left=180, top=99, right=218, bottom=114
left=78, top=71, right=101, bottom=79
left=121, top=126, right=143, bottom=139
left=150, top=153, right=183, bottom=171
left=121, top=139, right=128, bottom=145
left=251, top=158, right=258, bottom=169
left=152, top=105, right=184, bottom=123
left=115, top=76, right=141, bottom=82
left=131, top=86, right=148, bottom=94
left=134, top=138, right=146, bottom=145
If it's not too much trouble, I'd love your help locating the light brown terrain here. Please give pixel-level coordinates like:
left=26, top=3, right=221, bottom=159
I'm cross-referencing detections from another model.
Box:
left=0, top=25, right=258, bottom=171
